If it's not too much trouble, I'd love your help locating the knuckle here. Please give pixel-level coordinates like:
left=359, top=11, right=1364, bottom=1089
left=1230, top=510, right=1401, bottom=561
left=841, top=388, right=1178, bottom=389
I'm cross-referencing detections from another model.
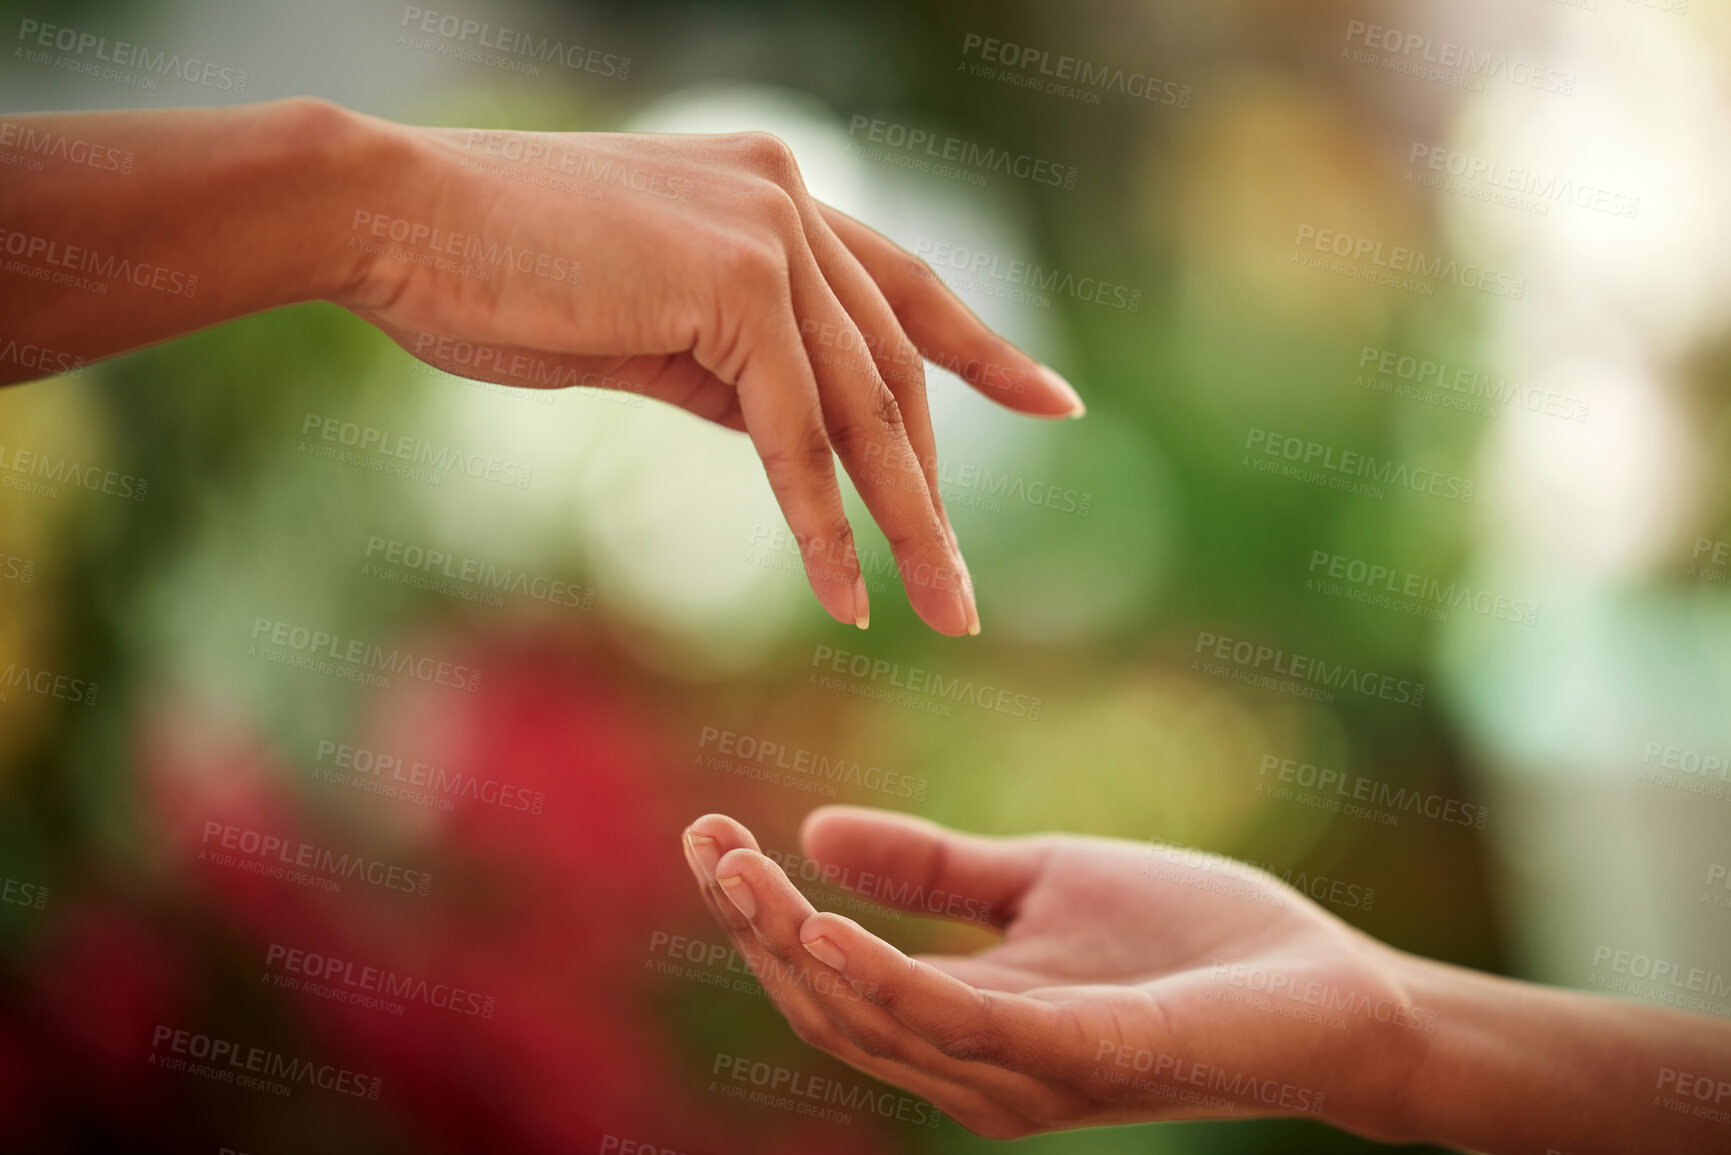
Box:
left=758, top=424, right=836, bottom=487
left=718, top=233, right=786, bottom=291
left=869, top=383, right=906, bottom=435
left=932, top=991, right=1002, bottom=1062
left=824, top=414, right=875, bottom=461
left=747, top=180, right=804, bottom=234
left=827, top=386, right=904, bottom=463
left=758, top=936, right=805, bottom=974
left=935, top=1025, right=995, bottom=1063
left=734, top=131, right=802, bottom=185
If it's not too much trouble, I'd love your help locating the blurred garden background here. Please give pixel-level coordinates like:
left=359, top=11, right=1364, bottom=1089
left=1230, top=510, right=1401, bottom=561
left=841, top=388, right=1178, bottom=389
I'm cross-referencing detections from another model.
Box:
left=3, top=0, right=1731, bottom=1151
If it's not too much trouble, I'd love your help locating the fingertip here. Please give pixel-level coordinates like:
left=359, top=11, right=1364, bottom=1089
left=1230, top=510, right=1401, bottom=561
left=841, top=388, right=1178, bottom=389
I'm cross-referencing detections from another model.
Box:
left=980, top=361, right=1083, bottom=420
left=799, top=534, right=862, bottom=629
left=713, top=845, right=764, bottom=880
left=799, top=910, right=862, bottom=944
left=1036, top=364, right=1086, bottom=418
left=688, top=813, right=762, bottom=856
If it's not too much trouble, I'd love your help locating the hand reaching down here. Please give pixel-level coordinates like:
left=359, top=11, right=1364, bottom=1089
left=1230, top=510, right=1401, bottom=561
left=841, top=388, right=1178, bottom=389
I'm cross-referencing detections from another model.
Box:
left=0, top=101, right=1086, bottom=636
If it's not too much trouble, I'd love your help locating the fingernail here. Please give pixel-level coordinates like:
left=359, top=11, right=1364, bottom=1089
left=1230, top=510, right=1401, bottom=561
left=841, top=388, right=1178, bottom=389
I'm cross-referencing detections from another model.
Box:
left=945, top=535, right=980, bottom=637
left=802, top=935, right=847, bottom=973
left=686, top=830, right=720, bottom=879
left=1038, top=363, right=1085, bottom=418
left=717, top=873, right=756, bottom=920
left=853, top=573, right=870, bottom=630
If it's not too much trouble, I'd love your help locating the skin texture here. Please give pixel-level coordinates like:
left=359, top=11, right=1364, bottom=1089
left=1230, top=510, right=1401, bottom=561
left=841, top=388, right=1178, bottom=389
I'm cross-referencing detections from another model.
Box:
left=682, top=806, right=1731, bottom=1152
left=0, top=97, right=1084, bottom=635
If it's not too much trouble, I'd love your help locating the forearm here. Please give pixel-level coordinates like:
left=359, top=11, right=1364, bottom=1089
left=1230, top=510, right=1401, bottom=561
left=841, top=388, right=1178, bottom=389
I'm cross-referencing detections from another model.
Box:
left=0, top=98, right=395, bottom=382
left=1377, top=953, right=1731, bottom=1153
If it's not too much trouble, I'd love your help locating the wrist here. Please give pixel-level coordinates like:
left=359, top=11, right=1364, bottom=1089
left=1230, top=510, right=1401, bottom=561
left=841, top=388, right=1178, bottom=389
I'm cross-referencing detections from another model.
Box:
left=1313, top=940, right=1449, bottom=1146
left=259, top=97, right=423, bottom=310
left=1353, top=949, right=1538, bottom=1151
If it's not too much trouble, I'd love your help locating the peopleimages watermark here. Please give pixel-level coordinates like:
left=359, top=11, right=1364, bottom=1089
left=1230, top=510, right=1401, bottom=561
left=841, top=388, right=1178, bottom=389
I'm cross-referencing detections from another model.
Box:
left=1355, top=344, right=1588, bottom=423
left=298, top=411, right=534, bottom=490
left=1092, top=1041, right=1327, bottom=1117
left=1206, top=961, right=1440, bottom=1033
left=744, top=523, right=894, bottom=596
left=860, top=440, right=1094, bottom=517
left=1561, top=0, right=1691, bottom=15
left=1653, top=1066, right=1731, bottom=1128
left=1588, top=946, right=1731, bottom=1017
left=0, top=552, right=34, bottom=584
left=695, top=726, right=928, bottom=802
left=757, top=846, right=905, bottom=924
left=1, top=875, right=48, bottom=911
left=0, top=119, right=134, bottom=176
left=1554, top=0, right=1692, bottom=14
left=199, top=820, right=433, bottom=897
left=1294, top=224, right=1526, bottom=299
left=1243, top=427, right=1476, bottom=504
left=409, top=332, right=643, bottom=402
left=912, top=238, right=1141, bottom=312
left=844, top=114, right=1079, bottom=190
left=1141, top=844, right=1284, bottom=910
left=1, top=227, right=197, bottom=297
left=709, top=1052, right=944, bottom=1128
left=149, top=1024, right=380, bottom=1100
left=361, top=534, right=595, bottom=612
left=1637, top=741, right=1731, bottom=803
left=1703, top=864, right=1731, bottom=911
left=395, top=6, right=629, bottom=80
left=1690, top=538, right=1731, bottom=587
left=957, top=32, right=1191, bottom=109
left=647, top=929, right=875, bottom=1004
left=1256, top=753, right=1489, bottom=829
left=737, top=503, right=963, bottom=602
left=456, top=131, right=693, bottom=202
left=311, top=739, right=545, bottom=816
left=764, top=845, right=995, bottom=924
left=1341, top=20, right=1576, bottom=96
left=1192, top=631, right=1427, bottom=708
left=796, top=311, right=1035, bottom=399
left=0, top=663, right=98, bottom=707
left=248, top=617, right=483, bottom=692
left=15, top=19, right=249, bottom=93
left=1306, top=548, right=1539, bottom=627
left=599, top=1138, right=690, bottom=1155
left=348, top=210, right=580, bottom=285
left=810, top=644, right=1045, bottom=720
left=1141, top=842, right=1373, bottom=913
left=1406, top=143, right=1639, bottom=221
left=0, top=337, right=84, bottom=379
left=0, top=440, right=148, bottom=501
left=265, top=940, right=496, bottom=1019
left=408, top=337, right=646, bottom=415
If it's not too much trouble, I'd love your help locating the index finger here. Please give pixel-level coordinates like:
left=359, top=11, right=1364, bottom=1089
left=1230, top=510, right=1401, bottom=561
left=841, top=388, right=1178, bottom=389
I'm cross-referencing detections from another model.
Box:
left=817, top=204, right=1084, bottom=419
left=721, top=304, right=867, bottom=630
left=799, top=910, right=1089, bottom=1083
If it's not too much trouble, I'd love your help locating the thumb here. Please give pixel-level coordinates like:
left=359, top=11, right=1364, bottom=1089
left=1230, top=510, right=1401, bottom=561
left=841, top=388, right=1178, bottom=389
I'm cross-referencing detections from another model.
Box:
left=798, top=805, right=1048, bottom=928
